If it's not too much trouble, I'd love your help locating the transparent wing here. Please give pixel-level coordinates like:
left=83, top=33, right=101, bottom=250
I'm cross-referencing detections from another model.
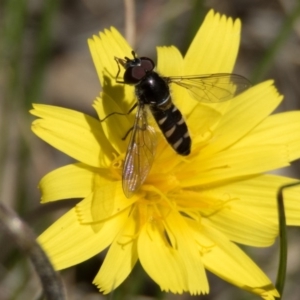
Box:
left=122, top=105, right=156, bottom=198
left=166, top=73, right=251, bottom=103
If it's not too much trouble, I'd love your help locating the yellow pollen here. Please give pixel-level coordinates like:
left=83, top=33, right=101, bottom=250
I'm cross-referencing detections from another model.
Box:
left=109, top=152, right=124, bottom=180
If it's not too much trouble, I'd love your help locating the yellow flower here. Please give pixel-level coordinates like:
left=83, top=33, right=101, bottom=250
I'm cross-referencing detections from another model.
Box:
left=31, top=10, right=300, bottom=299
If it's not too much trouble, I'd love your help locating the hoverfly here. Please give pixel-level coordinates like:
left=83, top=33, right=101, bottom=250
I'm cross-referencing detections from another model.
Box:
left=113, top=51, right=251, bottom=198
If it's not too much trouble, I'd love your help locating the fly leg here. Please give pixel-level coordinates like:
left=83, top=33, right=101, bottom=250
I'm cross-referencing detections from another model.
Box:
left=114, top=51, right=137, bottom=83
left=99, top=103, right=137, bottom=122
left=122, top=127, right=133, bottom=141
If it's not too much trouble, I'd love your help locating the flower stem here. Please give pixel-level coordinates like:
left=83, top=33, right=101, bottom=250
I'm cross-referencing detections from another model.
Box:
left=0, top=203, right=66, bottom=300
left=276, top=181, right=300, bottom=298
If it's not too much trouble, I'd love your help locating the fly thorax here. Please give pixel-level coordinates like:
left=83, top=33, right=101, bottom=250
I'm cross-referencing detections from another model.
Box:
left=136, top=72, right=170, bottom=106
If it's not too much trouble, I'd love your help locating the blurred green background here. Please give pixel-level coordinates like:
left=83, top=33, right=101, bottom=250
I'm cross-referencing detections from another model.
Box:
left=1, top=0, right=300, bottom=299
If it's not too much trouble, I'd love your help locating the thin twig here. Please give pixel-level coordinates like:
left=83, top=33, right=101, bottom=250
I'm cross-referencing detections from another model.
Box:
left=124, top=0, right=136, bottom=48
left=0, top=203, right=67, bottom=300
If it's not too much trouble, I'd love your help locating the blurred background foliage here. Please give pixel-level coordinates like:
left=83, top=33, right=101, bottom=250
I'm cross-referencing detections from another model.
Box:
left=1, top=0, right=300, bottom=299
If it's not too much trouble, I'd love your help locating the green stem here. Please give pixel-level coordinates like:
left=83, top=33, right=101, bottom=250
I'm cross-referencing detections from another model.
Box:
left=275, top=181, right=300, bottom=298
left=0, top=203, right=66, bottom=300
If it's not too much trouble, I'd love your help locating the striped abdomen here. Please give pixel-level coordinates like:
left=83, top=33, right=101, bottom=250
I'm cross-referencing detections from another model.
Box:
left=150, top=103, right=191, bottom=155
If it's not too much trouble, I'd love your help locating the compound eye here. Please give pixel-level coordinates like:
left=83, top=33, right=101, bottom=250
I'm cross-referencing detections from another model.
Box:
left=140, top=57, right=155, bottom=72
left=124, top=66, right=146, bottom=83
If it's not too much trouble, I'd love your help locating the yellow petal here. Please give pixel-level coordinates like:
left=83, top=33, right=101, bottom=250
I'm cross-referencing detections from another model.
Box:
left=38, top=204, right=130, bottom=270
left=76, top=181, right=137, bottom=223
left=187, top=103, right=222, bottom=142
left=93, top=215, right=138, bottom=293
left=156, top=46, right=192, bottom=115
left=231, top=111, right=300, bottom=162
left=31, top=104, right=115, bottom=167
left=199, top=224, right=279, bottom=299
left=202, top=81, right=283, bottom=155
left=156, top=45, right=183, bottom=76
left=39, top=163, right=94, bottom=202
left=88, top=27, right=132, bottom=87
left=203, top=206, right=278, bottom=246
left=165, top=210, right=208, bottom=294
left=215, top=174, right=300, bottom=225
left=88, top=27, right=135, bottom=110
left=184, top=10, right=241, bottom=74
left=174, top=190, right=278, bottom=246
left=180, top=144, right=289, bottom=186
left=138, top=220, right=187, bottom=293
left=93, top=95, right=134, bottom=155
left=138, top=210, right=208, bottom=295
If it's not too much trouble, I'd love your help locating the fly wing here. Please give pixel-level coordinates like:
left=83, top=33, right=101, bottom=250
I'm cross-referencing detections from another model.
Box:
left=167, top=73, right=251, bottom=103
left=122, top=105, right=156, bottom=198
